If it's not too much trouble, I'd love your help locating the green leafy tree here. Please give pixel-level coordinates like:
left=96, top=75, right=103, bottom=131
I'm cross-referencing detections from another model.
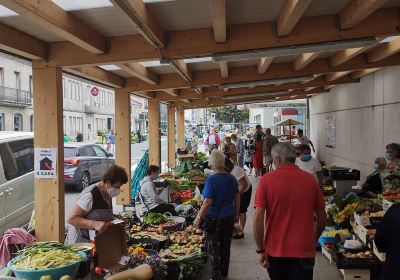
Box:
left=208, top=105, right=249, bottom=124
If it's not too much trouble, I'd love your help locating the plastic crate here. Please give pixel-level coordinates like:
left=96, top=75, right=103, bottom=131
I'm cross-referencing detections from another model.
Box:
left=332, top=248, right=380, bottom=269
left=318, top=236, right=336, bottom=247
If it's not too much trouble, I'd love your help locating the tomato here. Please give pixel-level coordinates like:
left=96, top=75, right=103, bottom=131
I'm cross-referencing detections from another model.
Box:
left=95, top=267, right=104, bottom=275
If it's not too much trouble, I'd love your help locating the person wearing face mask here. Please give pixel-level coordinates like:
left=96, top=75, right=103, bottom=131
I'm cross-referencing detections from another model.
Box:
left=140, top=165, right=177, bottom=215
left=222, top=136, right=238, bottom=163
left=295, top=145, right=323, bottom=185
left=65, top=165, right=128, bottom=245
left=359, top=157, right=387, bottom=196
left=380, top=143, right=400, bottom=194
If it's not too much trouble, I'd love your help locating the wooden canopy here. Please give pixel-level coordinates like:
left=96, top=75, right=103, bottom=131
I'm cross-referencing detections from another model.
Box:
left=0, top=0, right=399, bottom=108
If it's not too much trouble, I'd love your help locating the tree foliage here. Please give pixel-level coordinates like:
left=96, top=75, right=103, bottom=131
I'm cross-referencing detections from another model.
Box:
left=208, top=105, right=249, bottom=124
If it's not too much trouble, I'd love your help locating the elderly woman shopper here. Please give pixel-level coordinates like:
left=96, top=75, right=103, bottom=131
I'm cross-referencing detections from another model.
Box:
left=381, top=143, right=400, bottom=193
left=65, top=165, right=128, bottom=245
left=194, top=150, right=240, bottom=280
left=225, top=158, right=252, bottom=239
left=222, top=136, right=237, bottom=163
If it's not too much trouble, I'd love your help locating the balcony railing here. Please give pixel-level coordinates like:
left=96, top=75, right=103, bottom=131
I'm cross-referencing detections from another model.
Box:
left=0, top=86, right=32, bottom=106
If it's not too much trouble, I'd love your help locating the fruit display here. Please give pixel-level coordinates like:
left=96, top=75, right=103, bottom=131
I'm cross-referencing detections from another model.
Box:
left=334, top=203, right=359, bottom=224
left=340, top=251, right=373, bottom=259
left=170, top=189, right=194, bottom=203
left=360, top=211, right=385, bottom=218
left=167, top=243, right=203, bottom=255
left=130, top=231, right=169, bottom=242
left=323, top=185, right=335, bottom=191
left=169, top=227, right=203, bottom=244
left=382, top=189, right=400, bottom=200
left=321, top=229, right=351, bottom=237
left=143, top=213, right=172, bottom=225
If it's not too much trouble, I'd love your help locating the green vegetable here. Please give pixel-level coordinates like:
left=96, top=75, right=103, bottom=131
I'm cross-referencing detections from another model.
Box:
left=144, top=213, right=172, bottom=225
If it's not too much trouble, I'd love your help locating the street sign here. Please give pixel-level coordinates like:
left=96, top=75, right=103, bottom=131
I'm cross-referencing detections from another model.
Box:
left=91, top=86, right=99, bottom=96
left=34, top=148, right=57, bottom=179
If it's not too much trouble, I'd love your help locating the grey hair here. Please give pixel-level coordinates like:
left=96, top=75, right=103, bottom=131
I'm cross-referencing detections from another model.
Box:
left=209, top=149, right=226, bottom=168
left=271, top=142, right=297, bottom=163
left=375, top=157, right=387, bottom=165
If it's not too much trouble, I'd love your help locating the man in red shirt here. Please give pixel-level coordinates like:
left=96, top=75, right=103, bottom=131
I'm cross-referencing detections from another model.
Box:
left=253, top=142, right=326, bottom=280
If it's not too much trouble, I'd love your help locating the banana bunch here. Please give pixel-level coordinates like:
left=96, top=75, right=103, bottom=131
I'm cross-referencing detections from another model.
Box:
left=334, top=203, right=359, bottom=224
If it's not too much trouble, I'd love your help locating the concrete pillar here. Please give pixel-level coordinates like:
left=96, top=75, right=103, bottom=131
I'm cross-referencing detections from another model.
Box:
left=32, top=65, right=64, bottom=241
left=167, top=106, right=176, bottom=168
left=115, top=90, right=132, bottom=205
left=148, top=99, right=161, bottom=166
left=177, top=107, right=185, bottom=148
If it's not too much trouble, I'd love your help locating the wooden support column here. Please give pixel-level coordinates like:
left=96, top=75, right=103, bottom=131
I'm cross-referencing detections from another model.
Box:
left=148, top=99, right=161, bottom=166
left=177, top=108, right=185, bottom=149
left=167, top=106, right=176, bottom=169
left=115, top=90, right=132, bottom=205
left=32, top=65, right=64, bottom=241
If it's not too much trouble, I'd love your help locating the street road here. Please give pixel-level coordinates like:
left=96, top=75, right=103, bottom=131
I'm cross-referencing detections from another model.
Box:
left=64, top=136, right=168, bottom=219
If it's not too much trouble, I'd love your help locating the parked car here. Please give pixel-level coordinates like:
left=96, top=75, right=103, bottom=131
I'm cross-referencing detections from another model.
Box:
left=64, top=143, right=115, bottom=191
left=0, top=132, right=34, bottom=235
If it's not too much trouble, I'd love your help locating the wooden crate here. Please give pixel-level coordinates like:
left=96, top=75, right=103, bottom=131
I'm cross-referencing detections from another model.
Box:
left=340, top=269, right=370, bottom=280
left=372, top=240, right=386, bottom=262
left=352, top=220, right=375, bottom=244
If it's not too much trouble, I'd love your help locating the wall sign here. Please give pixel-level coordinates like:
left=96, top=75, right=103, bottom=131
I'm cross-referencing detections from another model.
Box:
left=34, top=148, right=57, bottom=179
left=325, top=115, right=336, bottom=149
left=91, top=87, right=99, bottom=97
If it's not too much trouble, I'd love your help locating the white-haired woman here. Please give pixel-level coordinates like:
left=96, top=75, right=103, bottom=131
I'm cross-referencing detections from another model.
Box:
left=194, top=149, right=240, bottom=280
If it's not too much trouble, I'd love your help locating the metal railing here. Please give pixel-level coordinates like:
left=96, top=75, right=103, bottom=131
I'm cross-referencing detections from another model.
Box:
left=0, top=86, right=32, bottom=106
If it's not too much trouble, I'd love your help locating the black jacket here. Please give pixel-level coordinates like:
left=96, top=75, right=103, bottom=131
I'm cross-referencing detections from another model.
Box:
left=362, top=171, right=383, bottom=194
left=375, top=203, right=400, bottom=280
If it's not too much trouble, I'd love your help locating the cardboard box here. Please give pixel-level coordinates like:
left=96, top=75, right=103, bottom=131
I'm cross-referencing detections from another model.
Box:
left=95, top=224, right=128, bottom=268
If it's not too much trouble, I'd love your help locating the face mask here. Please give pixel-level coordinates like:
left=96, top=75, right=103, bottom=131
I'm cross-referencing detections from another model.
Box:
left=385, top=153, right=391, bottom=161
left=272, top=163, right=277, bottom=171
left=107, top=187, right=121, bottom=197
left=303, top=154, right=312, bottom=161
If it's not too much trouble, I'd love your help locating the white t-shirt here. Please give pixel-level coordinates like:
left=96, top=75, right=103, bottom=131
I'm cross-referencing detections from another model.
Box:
left=298, top=135, right=311, bottom=145
left=208, top=134, right=216, bottom=145
left=231, top=165, right=251, bottom=192
left=295, top=157, right=322, bottom=183
left=218, top=131, right=225, bottom=141
left=77, top=192, right=94, bottom=212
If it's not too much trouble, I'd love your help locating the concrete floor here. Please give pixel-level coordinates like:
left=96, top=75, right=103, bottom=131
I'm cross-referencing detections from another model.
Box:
left=198, top=175, right=343, bottom=280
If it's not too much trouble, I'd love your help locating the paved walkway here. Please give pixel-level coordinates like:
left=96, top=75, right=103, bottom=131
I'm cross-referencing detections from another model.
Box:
left=199, top=175, right=343, bottom=280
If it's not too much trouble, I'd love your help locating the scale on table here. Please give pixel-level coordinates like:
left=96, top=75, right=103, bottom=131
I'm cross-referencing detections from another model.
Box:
left=328, top=167, right=361, bottom=196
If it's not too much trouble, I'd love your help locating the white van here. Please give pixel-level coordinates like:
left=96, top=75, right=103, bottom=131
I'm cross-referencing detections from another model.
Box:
left=0, top=132, right=34, bottom=235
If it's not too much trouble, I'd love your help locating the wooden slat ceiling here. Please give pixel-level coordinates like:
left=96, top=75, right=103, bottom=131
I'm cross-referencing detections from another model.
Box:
left=0, top=0, right=400, bottom=108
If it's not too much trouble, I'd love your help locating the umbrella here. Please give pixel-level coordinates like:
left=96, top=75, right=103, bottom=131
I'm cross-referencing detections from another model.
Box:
left=274, top=119, right=303, bottom=143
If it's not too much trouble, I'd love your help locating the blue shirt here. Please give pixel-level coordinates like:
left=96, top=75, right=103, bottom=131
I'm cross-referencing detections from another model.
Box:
left=202, top=173, right=238, bottom=218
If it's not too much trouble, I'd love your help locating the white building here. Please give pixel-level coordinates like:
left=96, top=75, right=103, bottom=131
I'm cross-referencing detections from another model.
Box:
left=0, top=52, right=117, bottom=141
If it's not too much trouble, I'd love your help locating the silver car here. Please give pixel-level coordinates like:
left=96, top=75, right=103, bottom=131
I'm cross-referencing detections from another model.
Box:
left=0, top=132, right=34, bottom=235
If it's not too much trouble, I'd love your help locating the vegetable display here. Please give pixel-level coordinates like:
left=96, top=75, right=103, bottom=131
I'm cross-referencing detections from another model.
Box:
left=144, top=213, right=172, bottom=225
left=12, top=242, right=82, bottom=271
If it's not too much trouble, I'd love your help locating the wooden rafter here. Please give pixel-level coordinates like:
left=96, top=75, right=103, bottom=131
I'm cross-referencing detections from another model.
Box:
left=325, top=71, right=351, bottom=82
left=110, top=0, right=166, bottom=48
left=218, top=62, right=229, bottom=78
left=210, top=0, right=226, bottom=43
left=156, top=75, right=357, bottom=102
left=368, top=37, right=400, bottom=62
left=257, top=58, right=274, bottom=74
left=170, top=60, right=192, bottom=82
left=41, top=8, right=400, bottom=67
left=163, top=89, right=180, bottom=97
left=339, top=0, right=390, bottom=29
left=330, top=47, right=366, bottom=67
left=276, top=0, right=313, bottom=36
left=0, top=0, right=106, bottom=54
left=118, top=63, right=159, bottom=85
left=122, top=53, right=400, bottom=92
left=294, top=52, right=319, bottom=70
left=0, top=22, right=46, bottom=60
left=63, top=66, right=125, bottom=88
left=350, top=68, right=381, bottom=79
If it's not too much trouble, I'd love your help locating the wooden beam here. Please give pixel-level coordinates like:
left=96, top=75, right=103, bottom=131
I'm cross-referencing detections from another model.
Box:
left=42, top=8, right=400, bottom=67
left=110, top=0, right=166, bottom=48
left=368, top=38, right=400, bottom=62
left=118, top=63, right=159, bottom=85
left=115, top=90, right=132, bottom=205
left=182, top=99, right=192, bottom=104
left=339, top=0, right=390, bottom=29
left=0, top=0, right=106, bottom=54
left=167, top=106, right=176, bottom=169
left=156, top=75, right=357, bottom=102
left=65, top=66, right=125, bottom=88
left=148, top=99, right=161, bottom=166
left=164, top=89, right=180, bottom=97
left=218, top=61, right=229, bottom=78
left=294, top=52, right=319, bottom=70
left=350, top=68, right=381, bottom=79
left=124, top=53, right=400, bottom=92
left=325, top=71, right=351, bottom=82
left=330, top=47, right=366, bottom=67
left=210, top=0, right=226, bottom=43
left=170, top=60, right=192, bottom=82
left=276, top=0, right=313, bottom=36
left=177, top=108, right=185, bottom=148
left=257, top=57, right=274, bottom=74
left=32, top=65, right=64, bottom=241
left=0, top=22, right=46, bottom=59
